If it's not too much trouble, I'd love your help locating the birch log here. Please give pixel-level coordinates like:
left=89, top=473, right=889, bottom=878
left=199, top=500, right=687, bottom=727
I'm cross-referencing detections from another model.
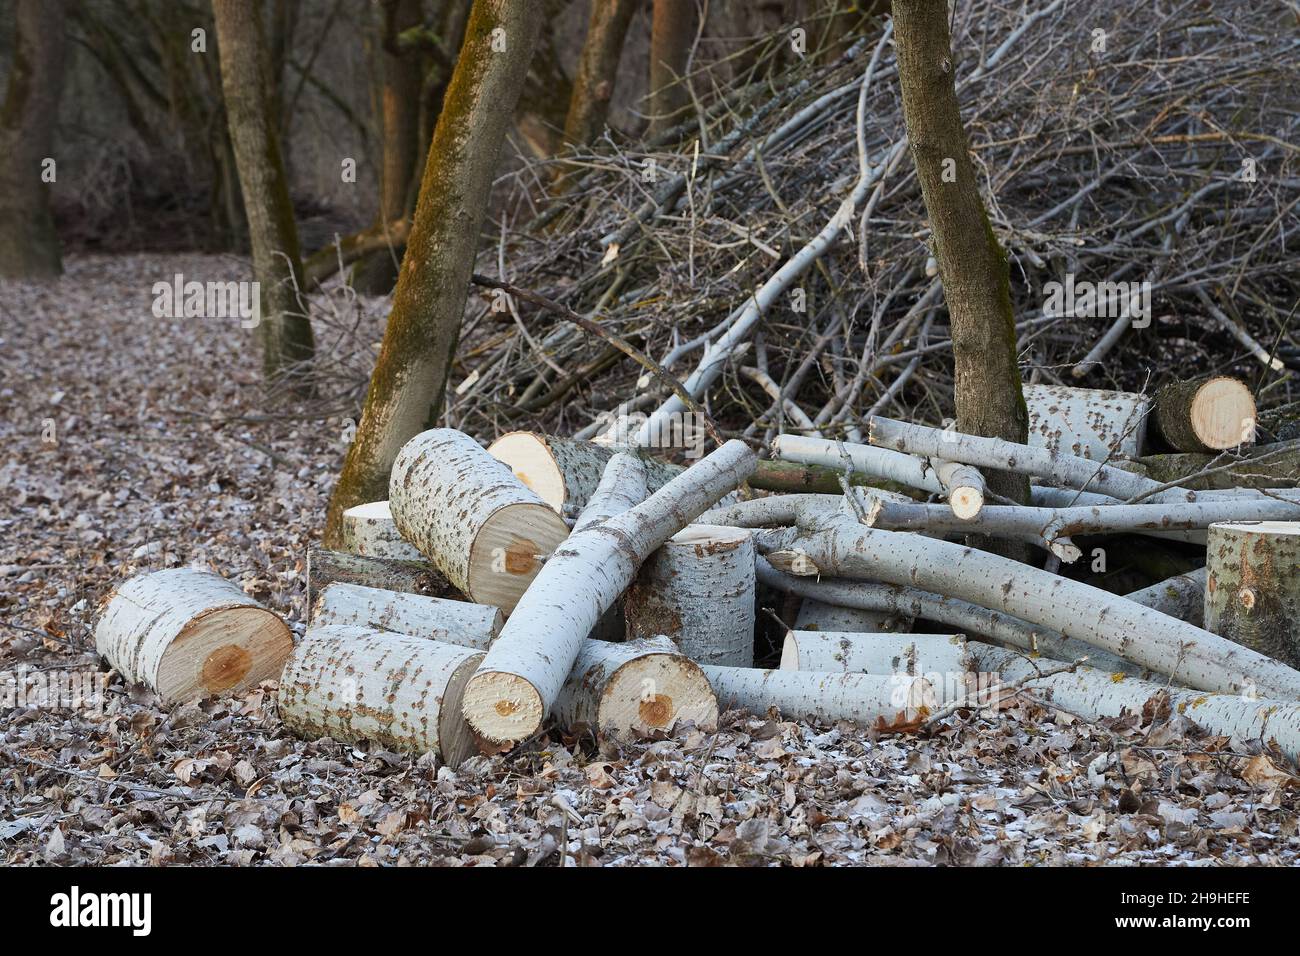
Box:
left=1023, top=384, right=1150, bottom=460
left=552, top=636, right=719, bottom=739
left=487, top=432, right=680, bottom=520
left=772, top=433, right=943, bottom=495
left=277, top=625, right=482, bottom=766
left=311, top=583, right=502, bottom=648
left=1125, top=567, right=1208, bottom=626
left=1155, top=377, right=1256, bottom=452
left=339, top=501, right=424, bottom=561
left=935, top=459, right=985, bottom=520
left=95, top=568, right=292, bottom=705
left=780, top=631, right=971, bottom=702
left=1206, top=521, right=1300, bottom=668
left=570, top=452, right=648, bottom=533
left=702, top=665, right=935, bottom=727
left=306, top=547, right=450, bottom=617
left=388, top=429, right=570, bottom=613
left=756, top=511, right=1300, bottom=699
left=624, top=524, right=756, bottom=666
left=794, top=598, right=910, bottom=634
left=462, top=440, right=757, bottom=746
left=970, top=646, right=1300, bottom=763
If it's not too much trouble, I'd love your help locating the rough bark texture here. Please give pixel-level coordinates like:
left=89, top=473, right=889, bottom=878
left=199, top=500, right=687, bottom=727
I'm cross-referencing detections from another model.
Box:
left=279, top=625, right=483, bottom=767
left=647, top=0, right=696, bottom=137
left=306, top=547, right=452, bottom=617
left=702, top=665, right=936, bottom=727
left=462, top=441, right=756, bottom=746
left=95, top=569, right=292, bottom=705
left=1134, top=441, right=1300, bottom=490
left=0, top=0, right=66, bottom=278
left=323, top=0, right=543, bottom=543
left=625, top=525, right=757, bottom=667
left=1155, top=376, right=1256, bottom=453
left=893, top=0, right=1030, bottom=515
left=1125, top=568, right=1207, bottom=627
left=552, top=635, right=719, bottom=739
left=387, top=429, right=570, bottom=612
left=1206, top=521, right=1300, bottom=669
left=563, top=0, right=640, bottom=146
left=339, top=500, right=425, bottom=561
left=311, top=582, right=503, bottom=648
left=212, top=0, right=315, bottom=382
left=794, top=598, right=911, bottom=634
left=1023, top=384, right=1150, bottom=461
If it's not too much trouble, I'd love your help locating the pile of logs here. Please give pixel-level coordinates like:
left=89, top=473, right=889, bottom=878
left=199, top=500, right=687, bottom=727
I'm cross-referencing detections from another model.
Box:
left=92, top=376, right=1300, bottom=766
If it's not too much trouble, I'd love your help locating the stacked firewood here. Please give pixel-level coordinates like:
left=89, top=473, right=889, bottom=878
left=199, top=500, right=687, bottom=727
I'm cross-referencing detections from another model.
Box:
left=92, top=374, right=1300, bottom=766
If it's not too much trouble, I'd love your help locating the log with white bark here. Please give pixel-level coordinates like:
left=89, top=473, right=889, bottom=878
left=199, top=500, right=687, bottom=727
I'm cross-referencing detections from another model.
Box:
left=1023, top=384, right=1150, bottom=460
left=935, top=459, right=985, bottom=520
left=969, top=646, right=1300, bottom=763
left=772, top=433, right=943, bottom=495
left=1206, top=521, right=1300, bottom=669
left=95, top=568, right=293, bottom=705
left=1125, top=567, right=1208, bottom=626
left=388, top=429, right=570, bottom=613
left=487, top=432, right=680, bottom=520
left=794, top=598, right=910, bottom=634
left=757, top=557, right=1143, bottom=676
left=278, top=625, right=482, bottom=767
left=755, top=509, right=1300, bottom=699
left=311, top=583, right=503, bottom=649
left=570, top=452, right=648, bottom=533
left=624, top=524, right=756, bottom=667
left=780, top=631, right=972, bottom=702
left=1155, top=376, right=1256, bottom=453
left=339, top=500, right=424, bottom=561
left=461, top=440, right=757, bottom=745
left=702, top=665, right=935, bottom=727
left=552, top=636, right=719, bottom=739
left=306, top=547, right=450, bottom=617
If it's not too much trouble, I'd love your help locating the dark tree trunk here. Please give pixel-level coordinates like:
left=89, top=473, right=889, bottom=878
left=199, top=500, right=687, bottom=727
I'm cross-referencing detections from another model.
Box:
left=0, top=0, right=67, bottom=279
left=648, top=0, right=697, bottom=138
left=212, top=0, right=315, bottom=384
left=563, top=0, right=641, bottom=147
left=323, top=0, right=544, bottom=544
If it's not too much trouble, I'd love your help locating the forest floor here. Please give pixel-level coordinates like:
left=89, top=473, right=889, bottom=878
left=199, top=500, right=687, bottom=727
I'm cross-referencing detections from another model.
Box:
left=1, top=254, right=1297, bottom=866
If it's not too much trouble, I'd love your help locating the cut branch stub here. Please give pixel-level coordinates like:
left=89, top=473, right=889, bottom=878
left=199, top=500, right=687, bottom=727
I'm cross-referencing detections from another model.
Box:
left=1206, top=521, right=1300, bottom=669
left=339, top=500, right=425, bottom=561
left=388, top=429, right=570, bottom=613
left=552, top=635, right=719, bottom=739
left=95, top=568, right=292, bottom=705
left=278, top=625, right=483, bottom=766
left=311, top=582, right=503, bottom=649
left=1155, top=376, right=1256, bottom=453
left=624, top=524, right=757, bottom=667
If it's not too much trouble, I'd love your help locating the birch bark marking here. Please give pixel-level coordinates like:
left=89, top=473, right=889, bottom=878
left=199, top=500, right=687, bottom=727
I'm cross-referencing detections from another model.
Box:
left=625, top=525, right=756, bottom=666
left=462, top=440, right=756, bottom=746
left=794, top=598, right=911, bottom=634
left=95, top=569, right=292, bottom=705
left=311, top=583, right=503, bottom=649
left=702, top=665, right=936, bottom=727
left=1206, top=521, right=1300, bottom=669
left=278, top=625, right=483, bottom=766
left=1023, top=384, right=1151, bottom=460
left=388, top=429, right=570, bottom=613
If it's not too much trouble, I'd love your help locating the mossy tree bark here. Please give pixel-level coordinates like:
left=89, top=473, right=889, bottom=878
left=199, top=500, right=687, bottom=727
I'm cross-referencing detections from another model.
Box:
left=212, top=0, right=315, bottom=384
left=0, top=0, right=67, bottom=279
left=323, top=0, right=543, bottom=545
left=647, top=0, right=697, bottom=138
left=563, top=0, right=641, bottom=148
left=893, top=1, right=1030, bottom=524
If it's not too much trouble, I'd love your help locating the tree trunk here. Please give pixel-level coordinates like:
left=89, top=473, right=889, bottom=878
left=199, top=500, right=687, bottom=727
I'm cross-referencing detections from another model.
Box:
left=1206, top=521, right=1300, bottom=669
left=0, top=0, right=67, bottom=278
left=339, top=500, right=425, bottom=561
left=702, top=665, right=935, bottom=727
left=310, top=582, right=503, bottom=647
left=322, top=0, right=543, bottom=543
left=387, top=429, right=570, bottom=613
left=1154, top=376, right=1256, bottom=453
left=461, top=441, right=756, bottom=746
left=1023, top=384, right=1150, bottom=461
left=1134, top=440, right=1300, bottom=490
left=95, top=569, right=292, bottom=705
left=647, top=0, right=696, bottom=137
left=562, top=0, right=640, bottom=147
left=279, top=625, right=483, bottom=766
left=306, top=547, right=452, bottom=615
left=625, top=525, right=757, bottom=667
left=212, top=0, right=315, bottom=384
left=893, top=0, right=1030, bottom=518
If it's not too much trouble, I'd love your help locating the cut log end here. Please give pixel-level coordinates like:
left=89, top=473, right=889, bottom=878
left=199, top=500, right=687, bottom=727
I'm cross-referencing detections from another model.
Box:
left=948, top=485, right=984, bottom=520
left=487, top=431, right=567, bottom=511
left=466, top=502, right=570, bottom=610
left=598, top=650, right=719, bottom=736
left=1188, top=378, right=1255, bottom=450
left=461, top=670, right=546, bottom=744
left=159, top=605, right=291, bottom=703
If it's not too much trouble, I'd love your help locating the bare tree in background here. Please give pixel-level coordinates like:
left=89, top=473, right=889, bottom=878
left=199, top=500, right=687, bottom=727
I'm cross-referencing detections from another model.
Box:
left=893, top=1, right=1030, bottom=521
left=563, top=0, right=641, bottom=147
left=213, top=0, right=315, bottom=385
left=323, top=0, right=544, bottom=543
left=648, top=0, right=697, bottom=137
left=0, top=0, right=67, bottom=279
